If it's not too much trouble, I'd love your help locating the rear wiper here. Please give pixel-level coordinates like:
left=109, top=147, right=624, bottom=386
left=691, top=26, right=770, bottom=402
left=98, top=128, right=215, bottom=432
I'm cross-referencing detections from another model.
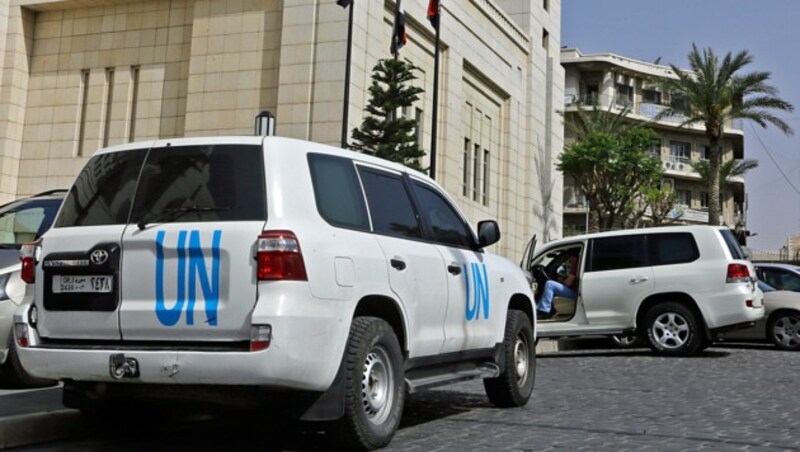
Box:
left=136, top=206, right=227, bottom=230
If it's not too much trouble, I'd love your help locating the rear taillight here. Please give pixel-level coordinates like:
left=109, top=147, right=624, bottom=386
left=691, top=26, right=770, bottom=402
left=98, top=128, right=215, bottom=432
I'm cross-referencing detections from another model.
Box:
left=250, top=324, right=272, bottom=352
left=20, top=239, right=42, bottom=284
left=726, top=263, right=751, bottom=283
left=14, top=323, right=29, bottom=348
left=256, top=231, right=307, bottom=281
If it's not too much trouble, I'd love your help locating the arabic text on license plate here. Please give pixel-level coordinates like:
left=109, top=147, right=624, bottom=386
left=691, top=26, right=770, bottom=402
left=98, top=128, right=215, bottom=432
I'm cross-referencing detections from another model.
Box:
left=53, top=275, right=112, bottom=293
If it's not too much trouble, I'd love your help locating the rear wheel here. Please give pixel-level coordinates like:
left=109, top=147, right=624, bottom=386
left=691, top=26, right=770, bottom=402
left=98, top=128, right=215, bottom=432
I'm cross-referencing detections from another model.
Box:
left=484, top=310, right=535, bottom=407
left=335, top=317, right=404, bottom=450
left=644, top=302, right=704, bottom=356
left=767, top=311, right=800, bottom=351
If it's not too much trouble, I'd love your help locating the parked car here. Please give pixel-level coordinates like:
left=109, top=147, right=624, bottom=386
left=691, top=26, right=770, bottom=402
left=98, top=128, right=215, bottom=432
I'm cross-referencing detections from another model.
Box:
left=0, top=189, right=64, bottom=387
left=754, top=263, right=800, bottom=293
left=718, top=281, right=800, bottom=350
left=13, top=137, right=535, bottom=450
left=522, top=226, right=764, bottom=356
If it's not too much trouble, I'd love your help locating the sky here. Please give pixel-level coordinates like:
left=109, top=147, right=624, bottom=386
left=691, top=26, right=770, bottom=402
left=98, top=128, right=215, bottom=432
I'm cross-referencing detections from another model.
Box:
left=561, top=0, right=800, bottom=250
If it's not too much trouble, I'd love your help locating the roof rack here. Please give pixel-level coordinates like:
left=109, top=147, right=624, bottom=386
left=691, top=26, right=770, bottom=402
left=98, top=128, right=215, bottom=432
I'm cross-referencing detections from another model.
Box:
left=33, top=189, right=68, bottom=197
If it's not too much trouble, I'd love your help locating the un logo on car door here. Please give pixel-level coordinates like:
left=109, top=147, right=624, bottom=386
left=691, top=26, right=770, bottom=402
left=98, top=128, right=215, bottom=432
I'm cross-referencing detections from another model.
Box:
left=154, top=230, right=222, bottom=327
left=464, top=262, right=490, bottom=321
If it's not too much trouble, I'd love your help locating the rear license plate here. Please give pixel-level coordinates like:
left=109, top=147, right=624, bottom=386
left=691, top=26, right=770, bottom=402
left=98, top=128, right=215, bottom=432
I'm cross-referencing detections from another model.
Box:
left=53, top=275, right=113, bottom=293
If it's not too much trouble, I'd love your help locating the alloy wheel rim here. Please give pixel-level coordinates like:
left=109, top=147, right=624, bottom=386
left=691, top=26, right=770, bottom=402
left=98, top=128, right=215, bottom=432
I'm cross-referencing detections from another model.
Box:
left=772, top=315, right=800, bottom=348
left=513, top=333, right=529, bottom=386
left=652, top=312, right=690, bottom=349
left=361, top=346, right=394, bottom=424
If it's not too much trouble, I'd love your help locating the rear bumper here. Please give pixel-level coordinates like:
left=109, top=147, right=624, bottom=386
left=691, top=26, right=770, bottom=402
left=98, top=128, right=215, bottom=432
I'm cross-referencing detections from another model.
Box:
left=699, top=285, right=764, bottom=329
left=13, top=304, right=347, bottom=391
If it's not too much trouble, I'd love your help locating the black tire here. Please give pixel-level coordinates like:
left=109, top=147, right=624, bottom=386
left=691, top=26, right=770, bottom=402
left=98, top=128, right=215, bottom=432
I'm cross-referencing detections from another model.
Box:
left=767, top=311, right=800, bottom=351
left=644, top=302, right=704, bottom=356
left=0, top=339, right=56, bottom=388
left=335, top=317, right=404, bottom=450
left=483, top=310, right=535, bottom=407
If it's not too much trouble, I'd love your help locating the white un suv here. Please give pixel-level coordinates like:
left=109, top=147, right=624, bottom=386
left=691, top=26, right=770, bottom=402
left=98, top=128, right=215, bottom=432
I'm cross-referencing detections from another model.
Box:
left=14, top=136, right=536, bottom=450
left=522, top=226, right=764, bottom=356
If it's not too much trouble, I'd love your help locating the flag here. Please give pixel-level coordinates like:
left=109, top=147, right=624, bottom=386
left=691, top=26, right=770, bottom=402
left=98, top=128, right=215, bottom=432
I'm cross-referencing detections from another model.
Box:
left=336, top=0, right=352, bottom=7
left=427, top=0, right=440, bottom=30
left=390, top=0, right=406, bottom=55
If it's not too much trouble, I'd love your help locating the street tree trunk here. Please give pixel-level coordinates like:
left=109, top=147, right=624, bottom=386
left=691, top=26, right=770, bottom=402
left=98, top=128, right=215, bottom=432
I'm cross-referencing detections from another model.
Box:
left=708, top=138, right=722, bottom=226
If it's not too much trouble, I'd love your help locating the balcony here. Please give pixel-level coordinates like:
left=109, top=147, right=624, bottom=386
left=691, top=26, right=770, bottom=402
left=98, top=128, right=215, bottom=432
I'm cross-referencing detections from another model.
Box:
left=638, top=102, right=687, bottom=124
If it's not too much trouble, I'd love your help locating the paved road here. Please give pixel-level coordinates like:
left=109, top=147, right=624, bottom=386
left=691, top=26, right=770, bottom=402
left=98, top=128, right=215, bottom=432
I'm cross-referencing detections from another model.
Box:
left=11, top=341, right=800, bottom=451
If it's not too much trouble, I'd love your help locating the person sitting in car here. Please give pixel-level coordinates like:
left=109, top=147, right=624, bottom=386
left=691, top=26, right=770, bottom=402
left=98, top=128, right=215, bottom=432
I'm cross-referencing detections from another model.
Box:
left=537, top=248, right=580, bottom=320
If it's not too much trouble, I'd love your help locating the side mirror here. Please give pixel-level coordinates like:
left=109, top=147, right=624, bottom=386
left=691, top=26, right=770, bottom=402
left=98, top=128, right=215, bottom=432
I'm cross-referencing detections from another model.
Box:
left=477, top=220, right=500, bottom=248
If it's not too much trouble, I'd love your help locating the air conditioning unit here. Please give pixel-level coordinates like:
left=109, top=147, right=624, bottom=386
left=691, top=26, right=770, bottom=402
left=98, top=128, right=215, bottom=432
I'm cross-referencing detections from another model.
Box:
left=664, top=161, right=672, bottom=169
left=677, top=163, right=685, bottom=171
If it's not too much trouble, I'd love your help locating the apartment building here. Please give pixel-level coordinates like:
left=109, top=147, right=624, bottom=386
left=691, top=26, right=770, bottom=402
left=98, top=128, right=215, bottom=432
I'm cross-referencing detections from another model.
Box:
left=0, top=0, right=565, bottom=259
left=560, top=48, right=747, bottom=236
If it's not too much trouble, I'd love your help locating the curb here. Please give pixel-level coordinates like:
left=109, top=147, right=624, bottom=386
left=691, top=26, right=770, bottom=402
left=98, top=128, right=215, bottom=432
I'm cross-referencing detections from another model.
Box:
left=0, top=409, right=84, bottom=449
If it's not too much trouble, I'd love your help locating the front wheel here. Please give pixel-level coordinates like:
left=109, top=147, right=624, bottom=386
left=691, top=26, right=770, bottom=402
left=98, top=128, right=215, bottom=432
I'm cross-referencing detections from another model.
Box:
left=767, top=311, right=800, bottom=351
left=484, top=310, right=535, bottom=407
left=335, top=317, right=404, bottom=450
left=644, top=302, right=704, bottom=356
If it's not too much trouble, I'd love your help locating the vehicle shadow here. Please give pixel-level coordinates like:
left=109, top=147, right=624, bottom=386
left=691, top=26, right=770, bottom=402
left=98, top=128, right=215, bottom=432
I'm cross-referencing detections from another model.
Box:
left=539, top=348, right=731, bottom=359
left=74, top=389, right=492, bottom=451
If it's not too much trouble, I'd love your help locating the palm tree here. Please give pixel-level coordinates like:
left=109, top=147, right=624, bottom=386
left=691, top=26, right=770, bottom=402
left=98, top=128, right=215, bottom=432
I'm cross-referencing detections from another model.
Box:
left=658, top=44, right=794, bottom=225
left=690, top=158, right=759, bottom=185
left=563, top=101, right=634, bottom=140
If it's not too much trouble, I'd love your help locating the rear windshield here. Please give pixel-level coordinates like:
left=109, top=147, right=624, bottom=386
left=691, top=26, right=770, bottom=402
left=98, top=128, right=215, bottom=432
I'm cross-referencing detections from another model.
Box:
left=56, top=149, right=148, bottom=227
left=130, top=144, right=266, bottom=224
left=719, top=228, right=745, bottom=260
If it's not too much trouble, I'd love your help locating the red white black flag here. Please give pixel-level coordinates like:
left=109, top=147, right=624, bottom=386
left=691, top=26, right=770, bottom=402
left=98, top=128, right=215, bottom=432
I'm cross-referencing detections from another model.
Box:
left=390, top=0, right=407, bottom=55
left=427, top=0, right=440, bottom=30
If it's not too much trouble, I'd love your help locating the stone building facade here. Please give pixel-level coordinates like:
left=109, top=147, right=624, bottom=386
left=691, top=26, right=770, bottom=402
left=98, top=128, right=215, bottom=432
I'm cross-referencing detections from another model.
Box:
left=0, top=0, right=563, bottom=259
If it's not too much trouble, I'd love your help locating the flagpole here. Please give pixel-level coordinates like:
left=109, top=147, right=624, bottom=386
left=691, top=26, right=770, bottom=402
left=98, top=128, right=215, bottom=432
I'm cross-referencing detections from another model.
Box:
left=340, top=1, right=354, bottom=149
left=429, top=12, right=440, bottom=180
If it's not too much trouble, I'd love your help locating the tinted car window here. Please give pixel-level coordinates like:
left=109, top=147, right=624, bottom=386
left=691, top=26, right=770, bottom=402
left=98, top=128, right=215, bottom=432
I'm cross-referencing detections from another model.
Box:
left=131, top=145, right=266, bottom=224
left=764, top=269, right=800, bottom=292
left=358, top=168, right=420, bottom=239
left=719, top=229, right=745, bottom=260
left=412, top=181, right=473, bottom=248
left=308, top=154, right=369, bottom=230
left=589, top=235, right=647, bottom=272
left=649, top=233, right=699, bottom=266
left=56, top=150, right=147, bottom=227
left=0, top=198, right=62, bottom=246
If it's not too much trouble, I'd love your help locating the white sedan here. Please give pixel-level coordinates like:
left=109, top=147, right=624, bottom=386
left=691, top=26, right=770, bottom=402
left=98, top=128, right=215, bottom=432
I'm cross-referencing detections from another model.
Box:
left=719, top=281, right=800, bottom=350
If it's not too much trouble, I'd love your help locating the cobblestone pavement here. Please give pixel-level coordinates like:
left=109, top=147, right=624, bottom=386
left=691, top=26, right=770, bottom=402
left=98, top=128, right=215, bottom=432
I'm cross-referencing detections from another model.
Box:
left=20, top=342, right=800, bottom=451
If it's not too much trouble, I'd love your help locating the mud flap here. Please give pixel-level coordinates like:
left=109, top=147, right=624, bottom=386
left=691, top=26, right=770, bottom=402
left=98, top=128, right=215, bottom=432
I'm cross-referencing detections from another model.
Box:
left=296, top=358, right=346, bottom=421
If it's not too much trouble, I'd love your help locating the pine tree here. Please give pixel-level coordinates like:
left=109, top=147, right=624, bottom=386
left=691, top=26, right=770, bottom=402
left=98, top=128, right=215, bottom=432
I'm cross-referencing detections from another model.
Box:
left=351, top=59, right=426, bottom=172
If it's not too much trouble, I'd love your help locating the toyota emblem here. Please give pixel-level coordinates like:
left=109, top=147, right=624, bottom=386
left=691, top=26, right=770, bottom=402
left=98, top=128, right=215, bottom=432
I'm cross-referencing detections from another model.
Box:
left=90, top=249, right=109, bottom=265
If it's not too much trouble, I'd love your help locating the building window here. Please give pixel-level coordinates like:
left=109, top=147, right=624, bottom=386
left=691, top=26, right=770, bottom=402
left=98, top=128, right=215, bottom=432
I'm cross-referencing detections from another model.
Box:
left=462, top=138, right=470, bottom=197
left=701, top=145, right=711, bottom=161
left=542, top=29, right=549, bottom=49
left=700, top=192, right=709, bottom=209
left=642, top=89, right=662, bottom=104
left=677, top=189, right=691, bottom=207
left=102, top=67, right=115, bottom=148
left=670, top=141, right=691, bottom=163
left=543, top=0, right=549, bottom=11
left=615, top=84, right=633, bottom=107
left=583, top=83, right=600, bottom=104
left=76, top=69, right=91, bottom=157
left=415, top=107, right=423, bottom=147
left=482, top=148, right=490, bottom=206
left=129, top=66, right=140, bottom=142
left=648, top=138, right=661, bottom=158
left=472, top=143, right=480, bottom=201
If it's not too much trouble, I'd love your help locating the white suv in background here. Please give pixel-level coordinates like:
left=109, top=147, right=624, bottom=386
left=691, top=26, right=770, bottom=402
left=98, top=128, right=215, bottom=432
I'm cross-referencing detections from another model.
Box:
left=523, top=226, right=764, bottom=356
left=14, top=136, right=536, bottom=450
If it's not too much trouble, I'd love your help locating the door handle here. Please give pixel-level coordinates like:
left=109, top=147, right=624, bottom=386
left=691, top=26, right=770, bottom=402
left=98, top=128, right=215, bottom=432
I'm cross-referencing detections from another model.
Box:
left=390, top=258, right=406, bottom=271
left=629, top=276, right=649, bottom=284
left=447, top=264, right=462, bottom=276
